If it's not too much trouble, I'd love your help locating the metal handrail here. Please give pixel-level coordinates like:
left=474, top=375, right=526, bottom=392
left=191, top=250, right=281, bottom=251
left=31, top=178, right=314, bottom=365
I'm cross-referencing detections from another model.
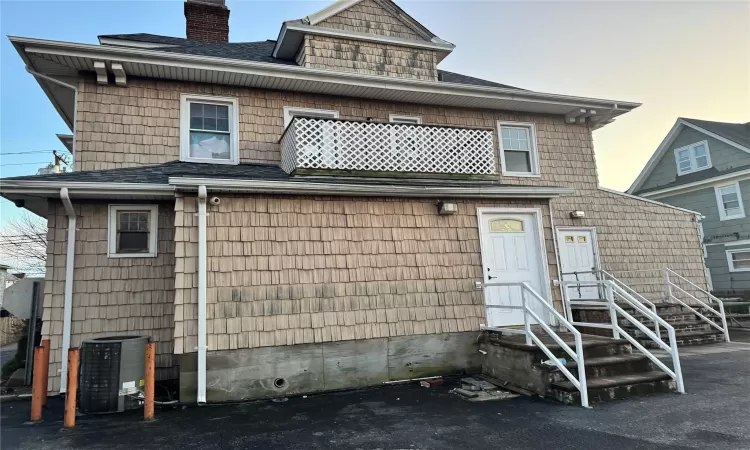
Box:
left=607, top=282, right=685, bottom=394
left=482, top=281, right=590, bottom=408
left=599, top=270, right=661, bottom=340
left=665, top=269, right=730, bottom=343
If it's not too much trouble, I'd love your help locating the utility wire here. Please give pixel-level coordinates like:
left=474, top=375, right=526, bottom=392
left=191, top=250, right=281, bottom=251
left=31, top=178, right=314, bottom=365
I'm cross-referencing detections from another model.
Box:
left=1, top=150, right=70, bottom=155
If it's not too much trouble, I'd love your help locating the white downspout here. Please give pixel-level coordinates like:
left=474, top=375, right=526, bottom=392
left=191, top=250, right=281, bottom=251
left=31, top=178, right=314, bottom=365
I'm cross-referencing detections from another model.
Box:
left=26, top=68, right=79, bottom=394
left=59, top=188, right=76, bottom=393
left=197, top=186, right=208, bottom=404
left=25, top=67, right=78, bottom=171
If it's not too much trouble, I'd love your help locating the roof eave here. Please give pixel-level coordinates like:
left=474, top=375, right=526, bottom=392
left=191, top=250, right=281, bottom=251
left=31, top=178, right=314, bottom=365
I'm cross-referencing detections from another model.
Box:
left=10, top=35, right=640, bottom=127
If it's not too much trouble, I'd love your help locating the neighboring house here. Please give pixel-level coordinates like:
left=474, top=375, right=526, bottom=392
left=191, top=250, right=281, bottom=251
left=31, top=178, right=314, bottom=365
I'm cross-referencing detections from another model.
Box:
left=0, top=0, right=707, bottom=402
left=629, top=118, right=750, bottom=297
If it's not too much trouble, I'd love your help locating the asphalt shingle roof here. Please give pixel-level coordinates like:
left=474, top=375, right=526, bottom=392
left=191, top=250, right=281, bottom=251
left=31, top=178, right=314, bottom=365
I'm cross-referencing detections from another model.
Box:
left=681, top=118, right=750, bottom=150
left=3, top=161, right=555, bottom=189
left=98, top=33, right=524, bottom=89
left=4, top=161, right=289, bottom=184
left=635, top=163, right=750, bottom=195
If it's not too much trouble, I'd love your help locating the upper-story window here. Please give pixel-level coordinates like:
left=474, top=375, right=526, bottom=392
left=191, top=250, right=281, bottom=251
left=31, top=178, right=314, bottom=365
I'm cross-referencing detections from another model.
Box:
left=674, top=141, right=710, bottom=175
left=497, top=121, right=540, bottom=177
left=389, top=114, right=422, bottom=124
left=283, top=106, right=339, bottom=127
left=180, top=94, right=239, bottom=165
left=715, top=182, right=745, bottom=221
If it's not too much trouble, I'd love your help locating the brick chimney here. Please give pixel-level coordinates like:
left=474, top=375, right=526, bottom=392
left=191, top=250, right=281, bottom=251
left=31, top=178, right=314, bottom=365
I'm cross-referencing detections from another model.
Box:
left=184, top=0, right=229, bottom=43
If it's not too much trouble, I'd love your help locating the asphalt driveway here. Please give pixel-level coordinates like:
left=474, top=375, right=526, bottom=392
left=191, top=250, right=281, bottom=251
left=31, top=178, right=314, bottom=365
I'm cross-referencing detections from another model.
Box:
left=2, top=343, right=749, bottom=450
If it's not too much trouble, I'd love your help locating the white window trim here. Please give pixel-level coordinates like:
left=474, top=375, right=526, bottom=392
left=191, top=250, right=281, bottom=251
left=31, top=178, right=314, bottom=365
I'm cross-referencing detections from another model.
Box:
left=108, top=204, right=159, bottom=258
left=726, top=248, right=750, bottom=272
left=388, top=114, right=422, bottom=124
left=714, top=181, right=745, bottom=221
left=283, top=106, right=339, bottom=127
left=674, top=140, right=711, bottom=176
left=180, top=93, right=239, bottom=165
left=497, top=121, right=540, bottom=178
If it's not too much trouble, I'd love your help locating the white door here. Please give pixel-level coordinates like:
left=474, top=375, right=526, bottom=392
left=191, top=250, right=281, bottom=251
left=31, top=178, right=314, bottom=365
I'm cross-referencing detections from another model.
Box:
left=557, top=229, right=599, bottom=300
left=480, top=212, right=547, bottom=327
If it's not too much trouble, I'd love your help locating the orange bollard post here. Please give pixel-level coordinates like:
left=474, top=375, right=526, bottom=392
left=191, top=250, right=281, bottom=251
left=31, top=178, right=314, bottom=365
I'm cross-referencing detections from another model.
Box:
left=40, top=339, right=50, bottom=406
left=30, top=347, right=44, bottom=423
left=144, top=342, right=155, bottom=421
left=63, top=348, right=79, bottom=429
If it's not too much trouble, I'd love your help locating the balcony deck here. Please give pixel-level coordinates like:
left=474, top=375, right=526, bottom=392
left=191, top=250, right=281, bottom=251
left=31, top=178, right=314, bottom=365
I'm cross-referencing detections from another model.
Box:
left=280, top=117, right=496, bottom=177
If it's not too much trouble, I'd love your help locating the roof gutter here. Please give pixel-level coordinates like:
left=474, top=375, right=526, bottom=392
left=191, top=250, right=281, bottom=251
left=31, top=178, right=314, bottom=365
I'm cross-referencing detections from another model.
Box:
left=0, top=181, right=175, bottom=197
left=10, top=36, right=641, bottom=113
left=169, top=177, right=575, bottom=198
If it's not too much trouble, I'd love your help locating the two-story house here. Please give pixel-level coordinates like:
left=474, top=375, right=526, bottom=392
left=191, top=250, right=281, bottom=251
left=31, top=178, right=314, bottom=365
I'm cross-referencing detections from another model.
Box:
left=630, top=118, right=750, bottom=298
left=1, top=0, right=709, bottom=404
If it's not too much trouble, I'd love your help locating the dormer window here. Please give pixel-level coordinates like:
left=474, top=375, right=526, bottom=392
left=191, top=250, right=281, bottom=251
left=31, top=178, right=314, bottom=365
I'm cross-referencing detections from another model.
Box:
left=674, top=141, right=710, bottom=175
left=180, top=94, right=239, bottom=165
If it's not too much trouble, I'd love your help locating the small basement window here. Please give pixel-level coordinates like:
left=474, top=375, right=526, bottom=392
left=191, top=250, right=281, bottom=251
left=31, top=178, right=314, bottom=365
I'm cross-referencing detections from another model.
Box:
left=498, top=122, right=540, bottom=177
left=674, top=141, right=711, bottom=175
left=108, top=205, right=158, bottom=258
left=180, top=94, right=239, bottom=165
left=727, top=249, right=750, bottom=272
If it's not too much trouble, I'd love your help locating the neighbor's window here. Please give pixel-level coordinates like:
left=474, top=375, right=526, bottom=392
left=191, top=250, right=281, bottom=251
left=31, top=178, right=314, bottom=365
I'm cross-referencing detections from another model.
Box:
left=108, top=205, right=158, bottom=258
left=498, top=122, right=540, bottom=177
left=674, top=141, right=710, bottom=175
left=727, top=249, right=750, bottom=272
left=715, top=182, right=745, bottom=221
left=180, top=94, right=238, bottom=164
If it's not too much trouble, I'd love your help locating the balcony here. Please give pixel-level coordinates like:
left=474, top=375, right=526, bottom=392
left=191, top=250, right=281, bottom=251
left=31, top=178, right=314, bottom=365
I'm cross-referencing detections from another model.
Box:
left=280, top=117, right=496, bottom=177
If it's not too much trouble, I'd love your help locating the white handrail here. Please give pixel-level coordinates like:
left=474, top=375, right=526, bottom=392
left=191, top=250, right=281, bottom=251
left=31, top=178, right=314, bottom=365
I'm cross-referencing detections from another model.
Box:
left=608, top=282, right=685, bottom=394
left=599, top=270, right=661, bottom=340
left=482, top=281, right=590, bottom=408
left=665, top=269, right=730, bottom=343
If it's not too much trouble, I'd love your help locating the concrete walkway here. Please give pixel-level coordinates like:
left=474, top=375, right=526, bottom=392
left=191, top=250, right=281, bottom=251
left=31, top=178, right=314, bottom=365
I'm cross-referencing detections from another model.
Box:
left=2, top=343, right=749, bottom=450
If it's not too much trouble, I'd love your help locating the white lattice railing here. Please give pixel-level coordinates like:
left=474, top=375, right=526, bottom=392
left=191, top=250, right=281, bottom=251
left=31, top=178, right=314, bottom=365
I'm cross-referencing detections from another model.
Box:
left=280, top=117, right=496, bottom=175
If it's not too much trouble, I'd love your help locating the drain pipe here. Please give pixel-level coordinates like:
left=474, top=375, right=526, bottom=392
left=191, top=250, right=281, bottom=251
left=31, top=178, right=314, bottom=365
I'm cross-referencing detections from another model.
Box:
left=197, top=186, right=208, bottom=404
left=59, top=188, right=76, bottom=393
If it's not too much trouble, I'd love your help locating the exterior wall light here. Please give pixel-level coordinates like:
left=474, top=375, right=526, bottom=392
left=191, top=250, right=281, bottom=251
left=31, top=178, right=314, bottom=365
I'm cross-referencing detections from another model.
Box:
left=570, top=210, right=585, bottom=219
left=438, top=201, right=458, bottom=215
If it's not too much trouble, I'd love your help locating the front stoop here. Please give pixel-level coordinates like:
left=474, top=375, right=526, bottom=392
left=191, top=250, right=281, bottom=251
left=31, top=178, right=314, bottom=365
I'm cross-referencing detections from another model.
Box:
left=480, top=331, right=678, bottom=406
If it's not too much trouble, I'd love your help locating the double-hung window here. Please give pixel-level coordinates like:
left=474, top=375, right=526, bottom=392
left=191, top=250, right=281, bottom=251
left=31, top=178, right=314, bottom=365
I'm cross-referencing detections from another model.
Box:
left=674, top=141, right=710, bottom=175
left=389, top=115, right=422, bottom=170
left=727, top=249, right=750, bottom=272
left=283, top=107, right=340, bottom=168
left=180, top=94, right=239, bottom=164
left=108, top=205, right=158, bottom=258
left=715, top=182, right=745, bottom=221
left=498, top=122, right=540, bottom=177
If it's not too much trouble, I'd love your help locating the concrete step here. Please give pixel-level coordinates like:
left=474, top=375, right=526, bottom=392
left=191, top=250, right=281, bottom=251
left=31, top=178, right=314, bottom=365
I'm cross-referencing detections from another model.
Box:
left=618, top=312, right=698, bottom=326
left=623, top=321, right=712, bottom=338
left=483, top=332, right=632, bottom=359
left=550, top=371, right=676, bottom=404
left=618, top=303, right=686, bottom=316
left=542, top=354, right=654, bottom=383
left=635, top=330, right=726, bottom=348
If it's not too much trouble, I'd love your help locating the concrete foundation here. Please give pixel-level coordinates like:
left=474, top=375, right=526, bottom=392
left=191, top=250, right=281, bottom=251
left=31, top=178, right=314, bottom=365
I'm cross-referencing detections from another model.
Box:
left=179, top=331, right=481, bottom=402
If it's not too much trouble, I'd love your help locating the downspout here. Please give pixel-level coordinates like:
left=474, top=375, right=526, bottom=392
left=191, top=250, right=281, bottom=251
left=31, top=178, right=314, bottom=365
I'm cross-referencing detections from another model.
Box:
left=197, top=186, right=208, bottom=404
left=27, top=65, right=79, bottom=394
left=59, top=188, right=76, bottom=393
left=25, top=67, right=78, bottom=171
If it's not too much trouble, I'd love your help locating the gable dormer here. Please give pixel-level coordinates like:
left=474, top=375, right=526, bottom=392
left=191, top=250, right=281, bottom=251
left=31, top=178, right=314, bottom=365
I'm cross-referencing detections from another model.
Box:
left=273, top=0, right=454, bottom=81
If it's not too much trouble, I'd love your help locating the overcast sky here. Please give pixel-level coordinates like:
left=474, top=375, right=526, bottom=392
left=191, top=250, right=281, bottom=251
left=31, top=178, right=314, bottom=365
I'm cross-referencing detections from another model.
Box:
left=1, top=0, right=748, bottom=225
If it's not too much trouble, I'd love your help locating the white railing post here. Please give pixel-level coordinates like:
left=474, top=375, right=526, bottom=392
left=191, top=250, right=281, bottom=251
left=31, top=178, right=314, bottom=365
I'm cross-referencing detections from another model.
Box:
left=666, top=326, right=685, bottom=394
left=664, top=269, right=673, bottom=302
left=521, top=286, right=532, bottom=346
left=574, top=331, right=590, bottom=408
left=606, top=281, right=620, bottom=339
left=718, top=300, right=731, bottom=343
